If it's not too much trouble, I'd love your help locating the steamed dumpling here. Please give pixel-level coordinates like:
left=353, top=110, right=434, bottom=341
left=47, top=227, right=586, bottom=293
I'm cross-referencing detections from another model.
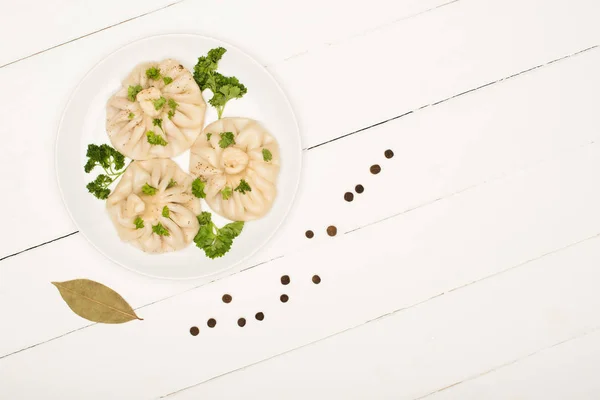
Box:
left=106, top=59, right=206, bottom=160
left=106, top=159, right=201, bottom=253
left=189, top=118, right=280, bottom=221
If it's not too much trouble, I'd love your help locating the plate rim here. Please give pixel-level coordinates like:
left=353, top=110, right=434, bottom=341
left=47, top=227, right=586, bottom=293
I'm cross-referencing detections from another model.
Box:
left=55, top=32, right=302, bottom=280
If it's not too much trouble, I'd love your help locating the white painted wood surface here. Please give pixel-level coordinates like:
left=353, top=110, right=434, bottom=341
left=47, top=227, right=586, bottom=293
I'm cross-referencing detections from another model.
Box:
left=1, top=0, right=599, bottom=398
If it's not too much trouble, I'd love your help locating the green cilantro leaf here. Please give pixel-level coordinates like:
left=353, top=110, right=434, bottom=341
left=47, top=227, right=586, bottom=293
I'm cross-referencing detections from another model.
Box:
left=163, top=76, right=173, bottom=85
left=134, top=217, right=144, bottom=229
left=203, top=235, right=233, bottom=259
left=234, top=179, right=251, bottom=194
left=220, top=221, right=244, bottom=239
left=192, top=178, right=206, bottom=198
left=84, top=144, right=128, bottom=200
left=162, top=206, right=170, bottom=218
left=221, top=186, right=233, bottom=200
left=153, top=96, right=167, bottom=110
left=193, top=211, right=244, bottom=259
left=218, top=132, right=235, bottom=148
left=127, top=85, right=142, bottom=102
left=167, top=98, right=178, bottom=119
left=142, top=183, right=157, bottom=195
left=262, top=148, right=272, bottom=162
left=167, top=179, right=177, bottom=189
left=146, top=131, right=168, bottom=146
left=193, top=224, right=215, bottom=249
left=152, top=223, right=170, bottom=236
left=197, top=212, right=212, bottom=226
left=146, top=67, right=161, bottom=80
left=193, top=47, right=247, bottom=119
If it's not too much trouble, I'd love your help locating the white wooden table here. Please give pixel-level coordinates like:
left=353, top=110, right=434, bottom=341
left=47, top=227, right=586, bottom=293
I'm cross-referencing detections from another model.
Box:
left=1, top=0, right=600, bottom=398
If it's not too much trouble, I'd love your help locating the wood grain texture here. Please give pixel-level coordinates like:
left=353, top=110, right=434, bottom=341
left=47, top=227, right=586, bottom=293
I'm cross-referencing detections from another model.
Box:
left=1, top=44, right=599, bottom=358
left=166, top=236, right=600, bottom=399
left=0, top=0, right=179, bottom=67
left=2, top=50, right=600, bottom=396
left=1, top=0, right=598, bottom=257
left=0, top=0, right=449, bottom=259
left=1, top=0, right=600, bottom=398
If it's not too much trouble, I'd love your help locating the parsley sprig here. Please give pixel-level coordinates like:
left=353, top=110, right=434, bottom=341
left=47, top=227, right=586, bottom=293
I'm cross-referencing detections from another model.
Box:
left=221, top=186, right=233, bottom=200
left=84, top=144, right=127, bottom=200
left=152, top=222, right=170, bottom=236
left=219, top=132, right=235, bottom=148
left=127, top=85, right=142, bottom=102
left=234, top=179, right=252, bottom=194
left=262, top=148, right=272, bottom=162
left=193, top=47, right=247, bottom=119
left=167, top=98, right=178, bottom=119
left=147, top=131, right=168, bottom=146
left=192, top=178, right=206, bottom=198
left=193, top=212, right=244, bottom=259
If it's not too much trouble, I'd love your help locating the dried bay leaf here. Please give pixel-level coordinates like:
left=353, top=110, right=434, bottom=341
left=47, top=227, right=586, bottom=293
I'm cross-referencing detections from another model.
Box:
left=51, top=279, right=143, bottom=324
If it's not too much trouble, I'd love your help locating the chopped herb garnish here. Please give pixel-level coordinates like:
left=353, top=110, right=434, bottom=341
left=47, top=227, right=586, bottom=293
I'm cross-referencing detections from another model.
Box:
left=262, top=148, right=272, bottom=162
left=167, top=179, right=177, bottom=189
left=162, top=206, right=170, bottom=218
left=146, top=67, right=161, bottom=80
left=152, top=118, right=163, bottom=129
left=192, top=178, right=206, bottom=198
left=153, top=96, right=167, bottom=110
left=221, top=186, right=233, bottom=200
left=134, top=217, right=144, bottom=229
left=142, top=183, right=157, bottom=195
left=128, top=112, right=135, bottom=120
left=146, top=131, right=168, bottom=146
left=193, top=47, right=247, bottom=119
left=152, top=223, right=170, bottom=236
left=167, top=98, right=178, bottom=119
left=218, top=132, right=235, bottom=148
left=206, top=133, right=212, bottom=141
left=163, top=76, right=173, bottom=85
left=194, top=211, right=244, bottom=259
left=127, top=85, right=143, bottom=102
left=84, top=144, right=127, bottom=200
left=234, top=179, right=251, bottom=194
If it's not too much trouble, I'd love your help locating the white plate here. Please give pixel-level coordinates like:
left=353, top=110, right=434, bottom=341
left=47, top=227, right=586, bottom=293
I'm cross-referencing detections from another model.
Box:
left=56, top=34, right=301, bottom=279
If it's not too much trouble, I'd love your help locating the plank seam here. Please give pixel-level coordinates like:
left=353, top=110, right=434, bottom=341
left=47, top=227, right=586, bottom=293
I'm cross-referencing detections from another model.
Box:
left=0, top=45, right=597, bottom=360
left=0, top=1, right=185, bottom=69
left=159, top=232, right=600, bottom=398
left=414, top=325, right=600, bottom=399
left=305, top=44, right=599, bottom=151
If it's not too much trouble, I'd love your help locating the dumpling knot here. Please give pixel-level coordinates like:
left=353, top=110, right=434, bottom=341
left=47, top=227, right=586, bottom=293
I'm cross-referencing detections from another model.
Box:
left=221, top=147, right=249, bottom=175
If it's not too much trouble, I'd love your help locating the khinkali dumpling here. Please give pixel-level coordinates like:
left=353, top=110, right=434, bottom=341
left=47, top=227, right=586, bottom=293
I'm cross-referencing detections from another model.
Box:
left=189, top=118, right=280, bottom=221
left=106, top=59, right=206, bottom=160
left=106, top=159, right=202, bottom=253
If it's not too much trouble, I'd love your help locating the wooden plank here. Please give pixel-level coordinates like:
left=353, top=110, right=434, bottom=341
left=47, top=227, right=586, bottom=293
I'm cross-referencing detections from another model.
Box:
left=1, top=0, right=598, bottom=258
left=424, top=329, right=600, bottom=399
left=2, top=118, right=600, bottom=397
left=0, top=0, right=178, bottom=67
left=0, top=0, right=450, bottom=257
left=165, top=236, right=600, bottom=399
left=275, top=0, right=600, bottom=148
left=1, top=47, right=599, bottom=358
